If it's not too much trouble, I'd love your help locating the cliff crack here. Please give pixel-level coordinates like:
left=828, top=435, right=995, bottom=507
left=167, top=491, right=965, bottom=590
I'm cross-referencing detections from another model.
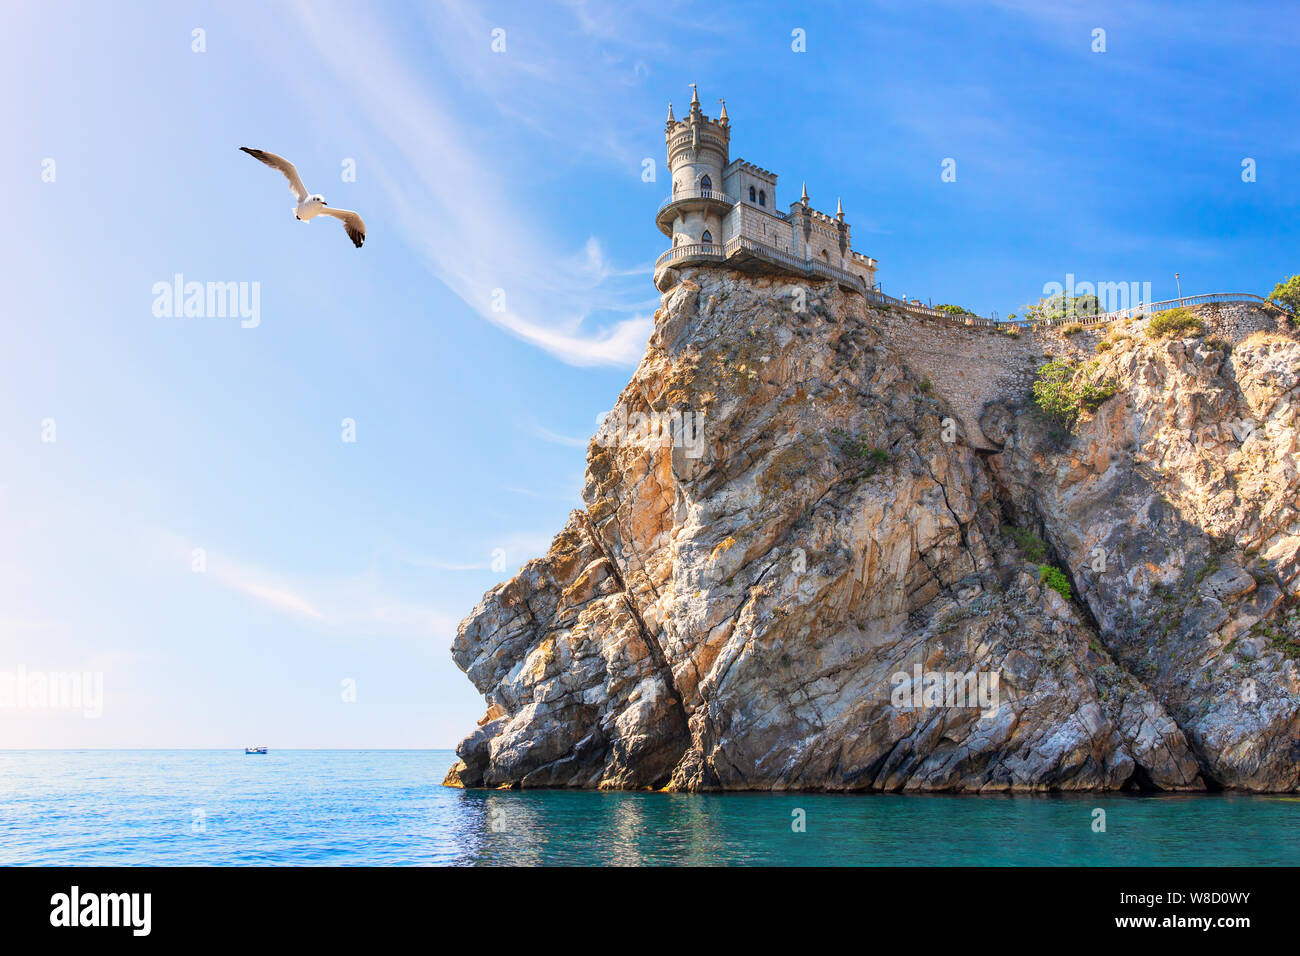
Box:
left=923, top=453, right=979, bottom=574
left=578, top=510, right=689, bottom=726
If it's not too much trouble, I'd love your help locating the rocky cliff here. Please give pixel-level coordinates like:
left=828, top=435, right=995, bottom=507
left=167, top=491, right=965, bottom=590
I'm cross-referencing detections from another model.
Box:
left=444, top=269, right=1300, bottom=792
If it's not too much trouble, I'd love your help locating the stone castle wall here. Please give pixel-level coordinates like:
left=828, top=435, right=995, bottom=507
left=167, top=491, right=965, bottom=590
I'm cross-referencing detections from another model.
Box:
left=727, top=202, right=797, bottom=252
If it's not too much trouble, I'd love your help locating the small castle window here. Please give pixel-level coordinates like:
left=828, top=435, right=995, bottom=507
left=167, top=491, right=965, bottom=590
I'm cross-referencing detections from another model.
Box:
left=758, top=190, right=766, bottom=207
left=749, top=186, right=756, bottom=202
left=700, top=175, right=712, bottom=196
left=701, top=230, right=713, bottom=245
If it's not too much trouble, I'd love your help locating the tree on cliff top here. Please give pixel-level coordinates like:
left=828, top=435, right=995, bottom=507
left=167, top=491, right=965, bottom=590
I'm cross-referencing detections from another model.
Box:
left=1023, top=293, right=1102, bottom=324
left=1270, top=275, right=1300, bottom=319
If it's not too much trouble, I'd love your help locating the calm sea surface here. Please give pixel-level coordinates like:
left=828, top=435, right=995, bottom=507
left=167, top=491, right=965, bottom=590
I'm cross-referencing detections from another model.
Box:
left=0, top=750, right=1296, bottom=866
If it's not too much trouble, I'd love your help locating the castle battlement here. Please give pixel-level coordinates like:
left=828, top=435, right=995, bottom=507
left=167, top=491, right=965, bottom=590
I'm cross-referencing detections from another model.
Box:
left=802, top=206, right=842, bottom=227
left=654, top=87, right=878, bottom=295
left=725, top=159, right=776, bottom=183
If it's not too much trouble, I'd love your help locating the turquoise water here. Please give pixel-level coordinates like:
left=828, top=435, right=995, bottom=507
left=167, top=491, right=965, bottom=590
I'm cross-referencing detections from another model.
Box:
left=0, top=750, right=1296, bottom=865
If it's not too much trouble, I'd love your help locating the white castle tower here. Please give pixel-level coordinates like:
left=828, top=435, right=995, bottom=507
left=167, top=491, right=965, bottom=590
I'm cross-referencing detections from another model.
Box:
left=655, top=85, right=733, bottom=249
left=653, top=87, right=878, bottom=295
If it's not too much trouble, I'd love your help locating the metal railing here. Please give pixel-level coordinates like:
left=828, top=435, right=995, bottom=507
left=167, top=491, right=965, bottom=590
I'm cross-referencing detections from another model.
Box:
left=653, top=236, right=1283, bottom=332
left=657, top=188, right=735, bottom=213
left=654, top=242, right=726, bottom=271
left=1022, top=293, right=1281, bottom=330
left=725, top=235, right=874, bottom=293
left=1043, top=292, right=1276, bottom=326
left=864, top=291, right=1006, bottom=327
left=886, top=292, right=1280, bottom=330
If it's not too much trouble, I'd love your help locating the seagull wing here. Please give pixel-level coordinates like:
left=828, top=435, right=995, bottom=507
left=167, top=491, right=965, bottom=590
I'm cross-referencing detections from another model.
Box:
left=318, top=207, right=366, bottom=248
left=239, top=147, right=309, bottom=202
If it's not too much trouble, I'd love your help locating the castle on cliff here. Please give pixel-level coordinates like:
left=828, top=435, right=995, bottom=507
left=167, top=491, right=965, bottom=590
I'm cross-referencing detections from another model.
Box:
left=654, top=86, right=879, bottom=294
left=652, top=87, right=1274, bottom=340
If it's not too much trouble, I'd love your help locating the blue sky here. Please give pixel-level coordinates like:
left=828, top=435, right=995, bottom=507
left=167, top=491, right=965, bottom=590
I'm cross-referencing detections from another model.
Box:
left=1, top=0, right=1295, bottom=748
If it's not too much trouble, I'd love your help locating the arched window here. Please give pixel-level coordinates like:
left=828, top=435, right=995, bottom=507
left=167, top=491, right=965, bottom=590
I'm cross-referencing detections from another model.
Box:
left=700, top=175, right=712, bottom=196
left=701, top=230, right=713, bottom=245
left=749, top=186, right=756, bottom=202
left=821, top=249, right=830, bottom=261
left=758, top=189, right=766, bottom=207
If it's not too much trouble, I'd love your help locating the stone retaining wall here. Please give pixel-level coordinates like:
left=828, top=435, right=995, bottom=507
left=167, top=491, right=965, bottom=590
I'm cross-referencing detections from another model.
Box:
left=867, top=300, right=1292, bottom=451
left=868, top=306, right=1043, bottom=450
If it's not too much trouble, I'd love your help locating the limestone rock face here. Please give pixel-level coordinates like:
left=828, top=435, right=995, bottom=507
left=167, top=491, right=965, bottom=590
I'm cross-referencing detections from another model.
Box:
left=445, top=270, right=1298, bottom=792
left=987, top=325, right=1300, bottom=790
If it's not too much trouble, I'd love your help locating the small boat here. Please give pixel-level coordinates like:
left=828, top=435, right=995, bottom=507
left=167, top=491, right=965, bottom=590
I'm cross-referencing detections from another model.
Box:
left=244, top=746, right=268, bottom=755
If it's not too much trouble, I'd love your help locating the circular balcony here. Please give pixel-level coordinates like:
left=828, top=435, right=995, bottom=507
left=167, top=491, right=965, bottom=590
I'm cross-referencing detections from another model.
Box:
left=653, top=241, right=726, bottom=289
left=654, top=187, right=735, bottom=236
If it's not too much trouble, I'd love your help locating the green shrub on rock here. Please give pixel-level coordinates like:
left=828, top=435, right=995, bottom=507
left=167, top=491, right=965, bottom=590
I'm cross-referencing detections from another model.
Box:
left=1003, top=526, right=1048, bottom=562
left=1039, top=565, right=1072, bottom=601
left=1032, top=360, right=1119, bottom=429
left=1146, top=307, right=1204, bottom=339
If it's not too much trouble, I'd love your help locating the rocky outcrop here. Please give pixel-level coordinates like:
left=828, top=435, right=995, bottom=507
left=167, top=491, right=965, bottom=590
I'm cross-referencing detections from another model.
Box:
left=444, top=269, right=1299, bottom=792
left=986, top=320, right=1300, bottom=790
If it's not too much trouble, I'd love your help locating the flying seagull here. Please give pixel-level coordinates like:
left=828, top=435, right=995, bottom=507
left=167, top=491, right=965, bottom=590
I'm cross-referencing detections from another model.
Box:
left=239, top=147, right=366, bottom=248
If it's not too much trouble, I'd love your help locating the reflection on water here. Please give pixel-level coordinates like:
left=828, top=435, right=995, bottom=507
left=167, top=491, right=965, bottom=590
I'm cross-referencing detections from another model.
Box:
left=0, top=750, right=1296, bottom=866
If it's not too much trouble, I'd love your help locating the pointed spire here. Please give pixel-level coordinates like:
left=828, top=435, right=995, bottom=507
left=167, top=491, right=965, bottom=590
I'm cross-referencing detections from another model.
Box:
left=666, top=102, right=675, bottom=124
left=717, top=98, right=728, bottom=125
left=801, top=181, right=809, bottom=205
left=836, top=197, right=844, bottom=220
left=689, top=83, right=699, bottom=106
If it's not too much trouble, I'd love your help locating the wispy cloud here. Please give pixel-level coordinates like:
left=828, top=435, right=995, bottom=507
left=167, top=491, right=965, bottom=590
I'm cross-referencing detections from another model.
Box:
left=159, top=532, right=460, bottom=640
left=402, top=557, right=493, bottom=572
left=398, top=530, right=558, bottom=575
left=527, top=423, right=590, bottom=448
left=222, top=578, right=326, bottom=622
left=174, top=537, right=325, bottom=622
left=276, top=0, right=667, bottom=367
left=419, top=0, right=731, bottom=165
left=197, top=552, right=324, bottom=622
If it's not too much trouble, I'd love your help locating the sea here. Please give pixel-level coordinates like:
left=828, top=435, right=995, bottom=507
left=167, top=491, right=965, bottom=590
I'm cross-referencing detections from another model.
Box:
left=1, top=750, right=1296, bottom=866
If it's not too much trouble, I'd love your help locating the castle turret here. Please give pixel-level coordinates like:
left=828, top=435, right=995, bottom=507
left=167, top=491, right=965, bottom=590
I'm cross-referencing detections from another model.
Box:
left=655, top=84, right=733, bottom=244
left=651, top=94, right=879, bottom=295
